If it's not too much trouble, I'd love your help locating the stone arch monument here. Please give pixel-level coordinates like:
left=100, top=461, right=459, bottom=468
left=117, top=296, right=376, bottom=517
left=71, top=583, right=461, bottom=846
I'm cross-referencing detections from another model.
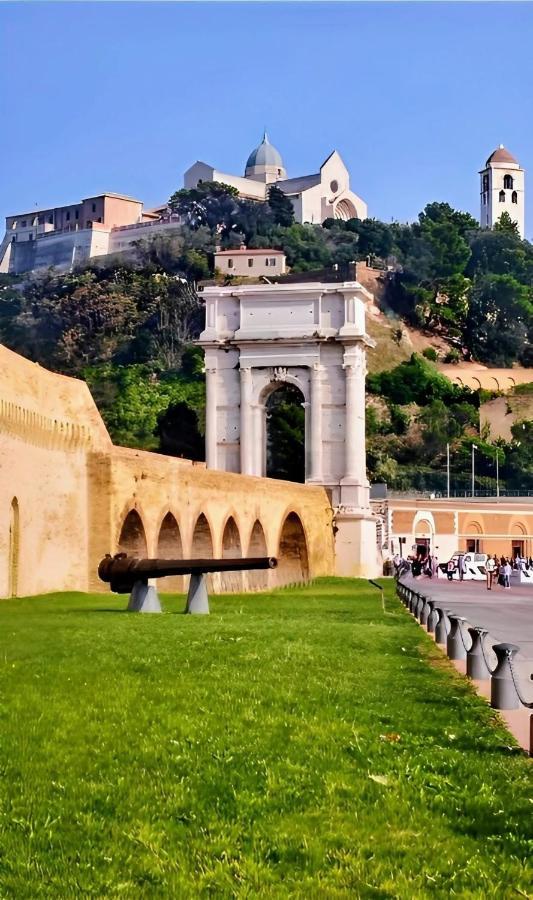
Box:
left=199, top=279, right=379, bottom=576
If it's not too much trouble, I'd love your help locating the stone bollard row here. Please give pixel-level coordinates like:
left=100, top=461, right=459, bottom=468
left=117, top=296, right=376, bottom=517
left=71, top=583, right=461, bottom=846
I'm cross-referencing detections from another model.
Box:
left=396, top=580, right=529, bottom=713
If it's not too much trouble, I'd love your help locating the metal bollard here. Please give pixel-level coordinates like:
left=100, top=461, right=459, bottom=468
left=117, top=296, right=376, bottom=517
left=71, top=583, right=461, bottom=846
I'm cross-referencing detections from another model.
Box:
left=447, top=615, right=471, bottom=661
left=413, top=593, right=422, bottom=617
left=490, top=643, right=521, bottom=710
left=435, top=608, right=451, bottom=645
left=408, top=591, right=415, bottom=613
left=427, top=601, right=439, bottom=634
left=419, top=596, right=430, bottom=626
left=466, top=626, right=492, bottom=680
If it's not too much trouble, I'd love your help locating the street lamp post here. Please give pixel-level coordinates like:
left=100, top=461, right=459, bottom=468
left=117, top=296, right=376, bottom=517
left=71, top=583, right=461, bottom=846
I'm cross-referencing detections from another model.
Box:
left=496, top=450, right=500, bottom=499
left=471, top=444, right=478, bottom=497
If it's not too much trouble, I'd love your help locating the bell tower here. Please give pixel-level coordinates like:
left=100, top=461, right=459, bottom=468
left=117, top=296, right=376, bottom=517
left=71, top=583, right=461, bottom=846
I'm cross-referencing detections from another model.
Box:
left=480, top=145, right=525, bottom=238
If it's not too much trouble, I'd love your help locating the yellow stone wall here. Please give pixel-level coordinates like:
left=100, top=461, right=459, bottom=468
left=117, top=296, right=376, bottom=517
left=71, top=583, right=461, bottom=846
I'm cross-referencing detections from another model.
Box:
left=0, top=345, right=335, bottom=598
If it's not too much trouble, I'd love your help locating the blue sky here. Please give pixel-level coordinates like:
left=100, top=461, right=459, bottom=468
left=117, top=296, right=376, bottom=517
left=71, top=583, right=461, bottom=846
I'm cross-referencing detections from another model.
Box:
left=2, top=2, right=533, bottom=235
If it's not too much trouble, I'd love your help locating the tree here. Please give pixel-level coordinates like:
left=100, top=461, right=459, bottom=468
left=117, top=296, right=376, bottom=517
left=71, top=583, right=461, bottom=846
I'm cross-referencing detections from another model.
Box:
left=494, top=211, right=520, bottom=235
left=267, top=185, right=294, bottom=227
left=154, top=401, right=204, bottom=459
left=465, top=274, right=532, bottom=365
left=168, top=181, right=241, bottom=232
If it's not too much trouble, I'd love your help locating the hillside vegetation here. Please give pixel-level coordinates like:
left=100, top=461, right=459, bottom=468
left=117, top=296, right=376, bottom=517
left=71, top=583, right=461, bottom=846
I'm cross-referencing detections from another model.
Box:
left=0, top=186, right=532, bottom=492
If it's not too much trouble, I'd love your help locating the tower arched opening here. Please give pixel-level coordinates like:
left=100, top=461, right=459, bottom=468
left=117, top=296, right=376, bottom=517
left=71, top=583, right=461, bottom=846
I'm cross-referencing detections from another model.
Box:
left=118, top=509, right=148, bottom=557
left=157, top=512, right=184, bottom=593
left=220, top=516, right=243, bottom=593
left=265, top=383, right=305, bottom=482
left=276, top=512, right=309, bottom=586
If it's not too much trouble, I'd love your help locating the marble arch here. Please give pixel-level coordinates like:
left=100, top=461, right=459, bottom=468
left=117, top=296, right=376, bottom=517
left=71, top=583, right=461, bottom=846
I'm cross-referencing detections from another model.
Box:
left=199, top=280, right=379, bottom=576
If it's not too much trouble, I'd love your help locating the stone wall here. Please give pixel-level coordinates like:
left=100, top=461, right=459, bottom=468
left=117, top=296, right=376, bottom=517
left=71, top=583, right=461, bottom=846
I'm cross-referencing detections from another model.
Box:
left=0, top=345, right=335, bottom=598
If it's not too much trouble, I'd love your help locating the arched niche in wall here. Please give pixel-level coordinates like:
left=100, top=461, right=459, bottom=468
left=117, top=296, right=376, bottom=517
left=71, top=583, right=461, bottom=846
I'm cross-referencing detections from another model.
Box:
left=157, top=512, right=184, bottom=593
left=8, top=497, right=20, bottom=598
left=247, top=519, right=269, bottom=591
left=276, top=512, right=309, bottom=586
left=220, top=516, right=243, bottom=593
left=118, top=509, right=148, bottom=557
left=191, top=513, right=214, bottom=592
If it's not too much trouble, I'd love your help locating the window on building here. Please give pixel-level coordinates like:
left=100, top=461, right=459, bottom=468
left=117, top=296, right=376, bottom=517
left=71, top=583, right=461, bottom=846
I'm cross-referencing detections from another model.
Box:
left=28, top=234, right=33, bottom=241
left=512, top=540, right=524, bottom=558
left=512, top=191, right=518, bottom=204
left=38, top=216, right=44, bottom=225
left=269, top=258, right=277, bottom=266
left=11, top=236, right=16, bottom=243
left=11, top=221, right=17, bottom=229
left=48, top=216, right=53, bottom=224
left=466, top=539, right=481, bottom=553
left=75, top=210, right=79, bottom=220
left=248, top=258, right=253, bottom=268
left=92, top=203, right=96, bottom=213
left=228, top=259, right=233, bottom=269
left=21, top=221, right=27, bottom=228
left=66, top=212, right=70, bottom=221
left=503, top=174, right=514, bottom=190
left=482, top=174, right=489, bottom=192
left=499, top=190, right=505, bottom=203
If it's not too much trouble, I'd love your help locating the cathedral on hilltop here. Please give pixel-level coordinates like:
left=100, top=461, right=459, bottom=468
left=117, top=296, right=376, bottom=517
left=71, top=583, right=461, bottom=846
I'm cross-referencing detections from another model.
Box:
left=184, top=132, right=368, bottom=224
left=480, top=144, right=525, bottom=238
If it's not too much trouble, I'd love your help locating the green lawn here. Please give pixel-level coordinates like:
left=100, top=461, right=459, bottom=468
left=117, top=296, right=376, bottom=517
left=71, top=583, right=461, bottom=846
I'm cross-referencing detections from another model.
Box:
left=0, top=580, right=531, bottom=898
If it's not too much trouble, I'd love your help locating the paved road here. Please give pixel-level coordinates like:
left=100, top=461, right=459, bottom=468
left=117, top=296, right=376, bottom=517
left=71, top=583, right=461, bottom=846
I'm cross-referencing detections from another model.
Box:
left=400, top=575, right=533, bottom=699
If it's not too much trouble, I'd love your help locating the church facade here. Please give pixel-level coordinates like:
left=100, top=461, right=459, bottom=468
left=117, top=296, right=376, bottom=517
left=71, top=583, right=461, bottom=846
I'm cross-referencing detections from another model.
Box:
left=184, top=132, right=368, bottom=225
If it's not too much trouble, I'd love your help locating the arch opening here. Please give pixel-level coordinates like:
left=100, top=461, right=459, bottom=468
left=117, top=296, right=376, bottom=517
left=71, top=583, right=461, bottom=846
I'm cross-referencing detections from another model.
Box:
left=247, top=520, right=269, bottom=590
left=157, top=512, right=184, bottom=593
left=276, top=512, right=309, bottom=586
left=191, top=513, right=214, bottom=592
left=8, top=498, right=20, bottom=598
left=118, top=509, right=147, bottom=557
left=265, top=383, right=305, bottom=482
left=220, top=516, right=243, bottom=593
left=334, top=198, right=357, bottom=221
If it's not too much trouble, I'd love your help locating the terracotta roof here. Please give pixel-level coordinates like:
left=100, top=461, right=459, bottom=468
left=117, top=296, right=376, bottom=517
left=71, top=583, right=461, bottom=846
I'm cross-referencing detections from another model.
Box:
left=214, top=248, right=284, bottom=256
left=486, top=145, right=518, bottom=166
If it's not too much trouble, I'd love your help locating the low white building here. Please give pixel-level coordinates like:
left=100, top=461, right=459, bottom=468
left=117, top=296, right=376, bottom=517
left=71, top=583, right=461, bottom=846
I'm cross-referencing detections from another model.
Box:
left=214, top=248, right=286, bottom=277
left=184, top=133, right=368, bottom=225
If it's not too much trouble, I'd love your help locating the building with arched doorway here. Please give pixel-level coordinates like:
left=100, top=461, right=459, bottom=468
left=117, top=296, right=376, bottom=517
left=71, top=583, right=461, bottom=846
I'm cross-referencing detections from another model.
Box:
left=377, top=496, right=533, bottom=564
left=184, top=133, right=367, bottom=225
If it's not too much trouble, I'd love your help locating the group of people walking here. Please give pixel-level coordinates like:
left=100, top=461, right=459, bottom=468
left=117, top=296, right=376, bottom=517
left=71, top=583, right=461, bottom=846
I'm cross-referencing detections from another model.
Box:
left=393, top=548, right=532, bottom=591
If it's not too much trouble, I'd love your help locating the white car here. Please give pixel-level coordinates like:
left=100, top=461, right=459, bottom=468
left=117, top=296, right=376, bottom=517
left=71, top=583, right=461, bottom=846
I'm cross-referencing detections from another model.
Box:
left=441, top=552, right=487, bottom=581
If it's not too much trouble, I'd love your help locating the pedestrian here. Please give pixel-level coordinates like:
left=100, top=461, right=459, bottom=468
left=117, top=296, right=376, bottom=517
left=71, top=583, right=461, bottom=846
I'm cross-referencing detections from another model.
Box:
left=502, top=558, right=512, bottom=589
left=458, top=554, right=466, bottom=582
left=485, top=554, right=496, bottom=590
left=446, top=558, right=456, bottom=581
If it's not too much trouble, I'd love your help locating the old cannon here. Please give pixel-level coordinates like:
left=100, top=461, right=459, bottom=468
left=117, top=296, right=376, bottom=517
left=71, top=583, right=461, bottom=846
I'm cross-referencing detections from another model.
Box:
left=98, top=552, right=277, bottom=614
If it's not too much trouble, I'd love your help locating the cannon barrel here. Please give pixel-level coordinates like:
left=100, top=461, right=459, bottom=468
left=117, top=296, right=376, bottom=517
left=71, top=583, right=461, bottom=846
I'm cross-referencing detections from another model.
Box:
left=99, top=553, right=277, bottom=593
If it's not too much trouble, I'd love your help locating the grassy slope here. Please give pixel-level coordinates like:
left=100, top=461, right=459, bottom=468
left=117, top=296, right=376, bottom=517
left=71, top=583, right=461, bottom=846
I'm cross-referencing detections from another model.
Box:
left=0, top=580, right=531, bottom=898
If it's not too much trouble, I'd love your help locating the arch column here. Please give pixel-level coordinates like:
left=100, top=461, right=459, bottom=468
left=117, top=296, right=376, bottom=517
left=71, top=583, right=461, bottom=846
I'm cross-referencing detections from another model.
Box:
left=240, top=367, right=254, bottom=475
left=307, top=363, right=324, bottom=483
left=205, top=366, right=218, bottom=469
left=340, top=344, right=368, bottom=508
